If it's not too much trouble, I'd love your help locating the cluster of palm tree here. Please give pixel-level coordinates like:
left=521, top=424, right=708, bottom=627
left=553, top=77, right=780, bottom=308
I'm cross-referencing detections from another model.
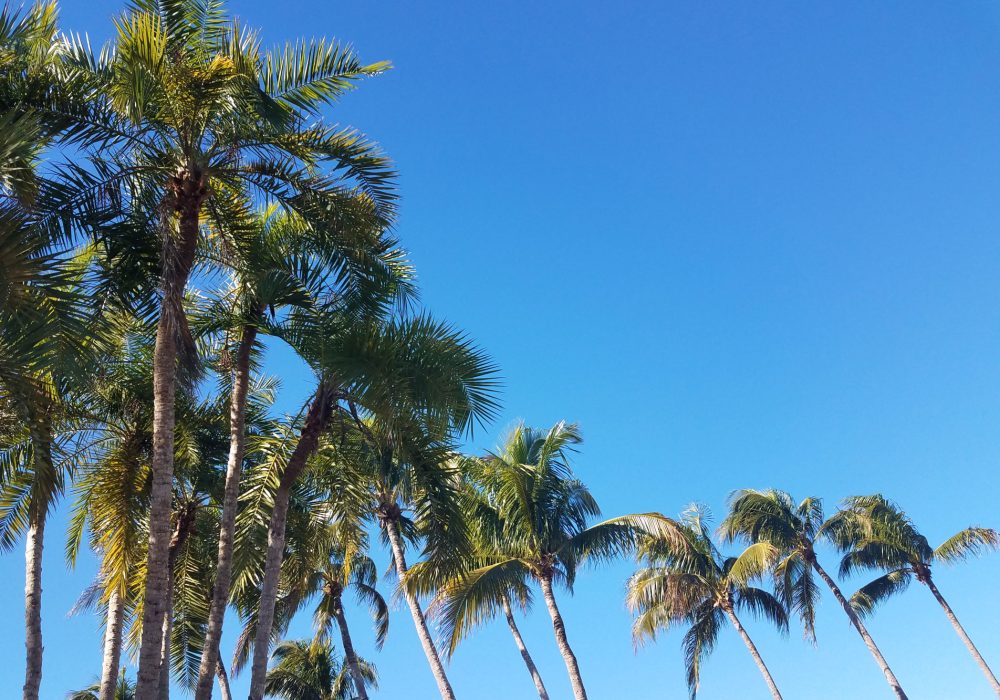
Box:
left=1, top=3, right=998, bottom=700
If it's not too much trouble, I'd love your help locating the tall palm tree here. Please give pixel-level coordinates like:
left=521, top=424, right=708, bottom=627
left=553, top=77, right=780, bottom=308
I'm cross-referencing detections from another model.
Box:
left=243, top=308, right=498, bottom=700
left=0, top=5, right=99, bottom=697
left=193, top=205, right=411, bottom=699
left=412, top=421, right=669, bottom=700
left=627, top=507, right=788, bottom=700
left=264, top=639, right=376, bottom=700
left=829, top=495, right=1000, bottom=697
left=50, top=3, right=398, bottom=690
left=720, top=489, right=910, bottom=699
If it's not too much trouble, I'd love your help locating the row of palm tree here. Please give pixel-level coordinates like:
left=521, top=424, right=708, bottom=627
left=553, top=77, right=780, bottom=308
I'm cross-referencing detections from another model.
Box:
left=621, top=490, right=999, bottom=700
left=0, top=2, right=996, bottom=700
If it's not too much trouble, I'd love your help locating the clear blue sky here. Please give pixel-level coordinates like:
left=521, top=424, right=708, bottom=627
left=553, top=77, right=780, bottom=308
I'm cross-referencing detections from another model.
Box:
left=4, top=1, right=1000, bottom=698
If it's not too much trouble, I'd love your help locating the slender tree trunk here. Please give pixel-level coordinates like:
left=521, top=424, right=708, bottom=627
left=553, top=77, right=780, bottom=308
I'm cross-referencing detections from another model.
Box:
left=333, top=600, right=369, bottom=700
left=812, top=560, right=908, bottom=699
left=195, top=325, right=257, bottom=700
left=22, top=511, right=45, bottom=700
left=382, top=514, right=457, bottom=700
left=538, top=574, right=587, bottom=700
left=247, top=388, right=334, bottom=700
left=136, top=180, right=202, bottom=698
left=501, top=596, right=549, bottom=700
left=723, top=606, right=783, bottom=700
left=924, top=576, right=1000, bottom=697
left=98, top=587, right=125, bottom=700
left=216, top=653, right=233, bottom=700
left=157, top=580, right=172, bottom=700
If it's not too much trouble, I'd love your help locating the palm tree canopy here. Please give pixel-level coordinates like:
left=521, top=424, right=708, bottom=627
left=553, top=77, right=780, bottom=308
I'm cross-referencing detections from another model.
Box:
left=265, top=639, right=376, bottom=700
left=823, top=494, right=998, bottom=616
left=627, top=507, right=788, bottom=698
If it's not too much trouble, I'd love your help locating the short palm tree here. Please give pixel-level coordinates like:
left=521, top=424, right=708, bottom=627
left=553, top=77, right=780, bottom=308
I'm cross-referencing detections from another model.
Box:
left=628, top=507, right=788, bottom=700
left=264, top=639, right=376, bottom=700
left=720, top=489, right=910, bottom=699
left=68, top=671, right=135, bottom=700
left=417, top=421, right=669, bottom=700
left=829, top=495, right=1000, bottom=696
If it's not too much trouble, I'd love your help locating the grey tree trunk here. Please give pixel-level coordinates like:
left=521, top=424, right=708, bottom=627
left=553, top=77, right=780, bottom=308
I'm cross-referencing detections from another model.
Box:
left=723, top=606, right=783, bottom=700
left=812, top=560, right=908, bottom=699
left=194, top=325, right=257, bottom=700
left=247, top=388, right=333, bottom=700
left=925, top=576, right=1000, bottom=697
left=136, top=185, right=201, bottom=698
left=333, top=600, right=369, bottom=700
left=501, top=596, right=549, bottom=700
left=98, top=587, right=125, bottom=700
left=538, top=574, right=587, bottom=700
left=22, top=512, right=45, bottom=700
left=216, top=653, right=233, bottom=700
left=383, top=516, right=457, bottom=700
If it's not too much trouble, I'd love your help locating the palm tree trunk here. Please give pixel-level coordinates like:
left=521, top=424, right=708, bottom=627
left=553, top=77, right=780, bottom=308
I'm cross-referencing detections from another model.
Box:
left=723, top=606, right=783, bottom=700
left=136, top=185, right=201, bottom=698
left=22, top=510, right=45, bottom=700
left=98, top=587, right=125, bottom=700
left=195, top=324, right=257, bottom=700
left=333, top=600, right=369, bottom=700
left=382, top=515, right=457, bottom=700
left=501, top=595, right=549, bottom=700
left=538, top=574, right=587, bottom=700
left=216, top=653, right=233, bottom=700
left=157, top=584, right=172, bottom=700
left=924, top=576, right=1000, bottom=696
left=247, top=387, right=334, bottom=700
left=811, top=560, right=908, bottom=699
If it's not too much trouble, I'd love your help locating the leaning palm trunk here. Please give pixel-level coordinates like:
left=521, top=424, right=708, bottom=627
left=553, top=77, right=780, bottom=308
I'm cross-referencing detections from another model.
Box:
left=247, top=388, right=334, bottom=700
left=382, top=515, right=457, bottom=700
left=538, top=574, right=587, bottom=700
left=136, top=185, right=203, bottom=696
left=924, top=576, right=1000, bottom=696
left=22, top=511, right=45, bottom=700
left=723, top=606, right=783, bottom=700
left=216, top=653, right=233, bottom=700
left=195, top=325, right=257, bottom=700
left=333, top=600, right=369, bottom=700
left=501, top=596, right=549, bottom=700
left=98, top=588, right=125, bottom=700
left=811, top=560, right=908, bottom=699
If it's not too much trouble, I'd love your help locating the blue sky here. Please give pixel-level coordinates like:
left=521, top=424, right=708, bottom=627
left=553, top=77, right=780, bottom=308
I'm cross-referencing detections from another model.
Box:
left=3, top=1, right=1000, bottom=698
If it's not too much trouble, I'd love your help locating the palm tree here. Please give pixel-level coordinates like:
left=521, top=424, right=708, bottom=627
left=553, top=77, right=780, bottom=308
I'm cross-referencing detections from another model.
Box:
left=243, top=308, right=498, bottom=700
left=0, top=5, right=99, bottom=697
left=720, top=489, right=910, bottom=699
left=68, top=671, right=136, bottom=700
left=264, top=639, right=376, bottom=700
left=49, top=3, right=398, bottom=690
left=411, top=483, right=551, bottom=699
left=311, top=548, right=389, bottom=700
left=627, top=507, right=788, bottom=700
left=412, top=421, right=669, bottom=700
left=829, top=495, right=1000, bottom=696
left=194, top=205, right=411, bottom=699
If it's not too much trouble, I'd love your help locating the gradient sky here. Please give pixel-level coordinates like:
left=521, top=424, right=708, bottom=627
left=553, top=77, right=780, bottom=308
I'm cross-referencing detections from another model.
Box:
left=3, top=1, right=1000, bottom=698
